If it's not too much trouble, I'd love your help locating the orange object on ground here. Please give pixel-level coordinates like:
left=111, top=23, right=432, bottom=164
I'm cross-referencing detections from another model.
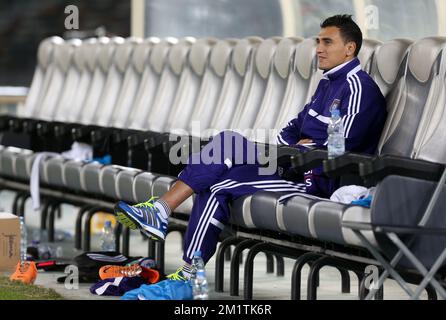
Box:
left=9, top=261, right=38, bottom=284
left=99, top=264, right=160, bottom=284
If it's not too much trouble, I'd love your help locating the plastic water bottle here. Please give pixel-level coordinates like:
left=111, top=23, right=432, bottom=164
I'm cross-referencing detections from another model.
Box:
left=327, top=108, right=345, bottom=159
left=191, top=251, right=209, bottom=300
left=100, top=220, right=116, bottom=252
left=19, top=216, right=27, bottom=262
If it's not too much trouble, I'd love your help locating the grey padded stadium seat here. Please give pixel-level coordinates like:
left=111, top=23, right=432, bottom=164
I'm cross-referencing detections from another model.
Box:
left=279, top=195, right=316, bottom=239
left=379, top=37, right=446, bottom=157
left=308, top=200, right=351, bottom=244
left=0, top=147, right=32, bottom=179
left=112, top=37, right=160, bottom=129
left=63, top=160, right=88, bottom=192
left=55, top=38, right=97, bottom=123
left=230, top=37, right=281, bottom=133
left=303, top=38, right=323, bottom=107
left=207, top=37, right=263, bottom=135
left=99, top=165, right=142, bottom=200
left=370, top=39, right=413, bottom=152
left=51, top=39, right=84, bottom=122
left=188, top=38, right=238, bottom=136
left=340, top=205, right=378, bottom=248
left=78, top=37, right=121, bottom=125
left=44, top=156, right=68, bottom=188
left=248, top=191, right=285, bottom=231
left=0, top=148, right=52, bottom=185
left=115, top=168, right=143, bottom=203
left=99, top=165, right=123, bottom=199
left=358, top=39, right=382, bottom=73
left=133, top=172, right=159, bottom=203
left=151, top=176, right=176, bottom=198
left=92, top=37, right=139, bottom=127
left=80, top=162, right=104, bottom=195
left=127, top=38, right=178, bottom=131
left=66, top=37, right=107, bottom=123
left=19, top=36, right=64, bottom=119
left=369, top=38, right=413, bottom=97
left=39, top=39, right=81, bottom=121
left=15, top=151, right=36, bottom=181
left=274, top=37, right=318, bottom=132
left=229, top=196, right=256, bottom=228
left=143, top=38, right=196, bottom=133
left=409, top=39, right=446, bottom=163
left=249, top=37, right=303, bottom=143
left=233, top=190, right=324, bottom=237
left=166, top=37, right=218, bottom=135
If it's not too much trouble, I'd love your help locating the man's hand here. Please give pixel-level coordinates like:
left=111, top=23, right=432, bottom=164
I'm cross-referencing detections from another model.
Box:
left=297, top=139, right=313, bottom=145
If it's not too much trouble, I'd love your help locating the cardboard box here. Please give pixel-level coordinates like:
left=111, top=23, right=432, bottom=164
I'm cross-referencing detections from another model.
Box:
left=0, top=212, right=20, bottom=273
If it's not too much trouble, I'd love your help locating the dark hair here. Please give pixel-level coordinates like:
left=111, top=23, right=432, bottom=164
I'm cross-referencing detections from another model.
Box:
left=320, top=14, right=362, bottom=56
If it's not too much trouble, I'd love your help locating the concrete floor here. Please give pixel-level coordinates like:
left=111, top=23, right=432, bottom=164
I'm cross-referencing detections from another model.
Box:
left=0, top=189, right=433, bottom=300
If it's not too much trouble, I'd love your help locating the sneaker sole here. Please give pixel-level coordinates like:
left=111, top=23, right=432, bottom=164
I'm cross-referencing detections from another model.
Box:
left=114, top=204, right=165, bottom=242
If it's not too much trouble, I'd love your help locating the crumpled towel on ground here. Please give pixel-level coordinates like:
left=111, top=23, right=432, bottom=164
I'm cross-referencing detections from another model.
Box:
left=121, top=279, right=193, bottom=300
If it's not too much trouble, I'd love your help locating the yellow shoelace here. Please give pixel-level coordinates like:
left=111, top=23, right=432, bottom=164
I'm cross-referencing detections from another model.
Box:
left=134, top=196, right=158, bottom=208
left=166, top=267, right=186, bottom=281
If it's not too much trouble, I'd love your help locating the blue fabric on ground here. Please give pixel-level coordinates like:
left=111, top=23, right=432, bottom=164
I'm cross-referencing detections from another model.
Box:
left=121, top=279, right=193, bottom=300
left=351, top=195, right=373, bottom=208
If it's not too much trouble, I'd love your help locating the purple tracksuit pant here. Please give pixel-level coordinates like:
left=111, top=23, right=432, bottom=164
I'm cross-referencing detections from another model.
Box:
left=177, top=131, right=306, bottom=264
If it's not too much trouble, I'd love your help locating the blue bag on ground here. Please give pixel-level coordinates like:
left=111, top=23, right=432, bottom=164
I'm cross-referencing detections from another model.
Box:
left=121, top=279, right=193, bottom=300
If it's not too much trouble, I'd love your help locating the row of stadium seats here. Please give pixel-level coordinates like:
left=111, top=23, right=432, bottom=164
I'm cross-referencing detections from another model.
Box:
left=1, top=34, right=446, bottom=299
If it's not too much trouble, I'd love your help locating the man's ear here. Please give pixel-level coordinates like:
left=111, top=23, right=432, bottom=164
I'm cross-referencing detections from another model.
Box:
left=346, top=41, right=356, bottom=57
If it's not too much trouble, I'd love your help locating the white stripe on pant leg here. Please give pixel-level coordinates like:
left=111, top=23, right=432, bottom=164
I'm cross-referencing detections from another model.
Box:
left=211, top=179, right=233, bottom=190
left=244, top=180, right=301, bottom=186
left=186, top=197, right=219, bottom=258
left=263, top=188, right=306, bottom=192
left=185, top=195, right=218, bottom=258
left=212, top=179, right=297, bottom=194
left=213, top=179, right=302, bottom=192
left=192, top=202, right=221, bottom=260
left=210, top=179, right=237, bottom=193
left=213, top=180, right=306, bottom=195
left=210, top=218, right=225, bottom=230
left=250, top=183, right=306, bottom=189
left=186, top=194, right=217, bottom=256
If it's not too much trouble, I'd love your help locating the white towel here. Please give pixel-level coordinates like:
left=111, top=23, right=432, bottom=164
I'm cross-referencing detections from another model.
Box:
left=30, top=142, right=93, bottom=211
left=30, top=152, right=60, bottom=211
left=330, top=185, right=375, bottom=204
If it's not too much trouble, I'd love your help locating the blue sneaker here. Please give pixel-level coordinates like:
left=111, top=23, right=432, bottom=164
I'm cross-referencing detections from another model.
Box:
left=114, top=197, right=167, bottom=241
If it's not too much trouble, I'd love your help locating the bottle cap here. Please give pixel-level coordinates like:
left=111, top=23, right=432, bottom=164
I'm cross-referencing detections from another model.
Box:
left=331, top=109, right=340, bottom=117
left=194, top=250, right=202, bottom=257
left=104, top=220, right=112, bottom=228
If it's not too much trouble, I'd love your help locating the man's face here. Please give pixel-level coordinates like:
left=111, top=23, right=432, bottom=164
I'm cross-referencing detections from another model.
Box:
left=316, top=26, right=356, bottom=71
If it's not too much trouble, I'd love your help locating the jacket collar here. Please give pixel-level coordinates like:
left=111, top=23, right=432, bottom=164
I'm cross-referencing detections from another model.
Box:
left=322, top=57, right=361, bottom=81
